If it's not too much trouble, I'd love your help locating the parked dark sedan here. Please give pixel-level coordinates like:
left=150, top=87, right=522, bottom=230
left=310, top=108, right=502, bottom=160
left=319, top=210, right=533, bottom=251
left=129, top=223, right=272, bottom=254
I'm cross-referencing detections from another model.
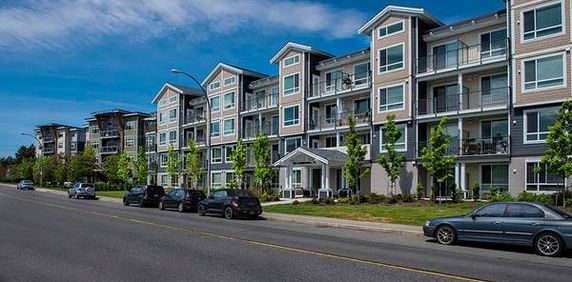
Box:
left=424, top=202, right=572, bottom=256
left=197, top=189, right=262, bottom=219
left=17, top=180, right=35, bottom=190
left=123, top=185, right=165, bottom=207
left=158, top=188, right=206, bottom=213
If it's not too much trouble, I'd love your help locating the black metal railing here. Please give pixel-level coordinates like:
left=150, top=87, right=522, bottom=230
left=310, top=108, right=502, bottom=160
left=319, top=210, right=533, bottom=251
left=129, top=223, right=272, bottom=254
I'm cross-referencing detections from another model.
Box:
left=417, top=87, right=509, bottom=115
left=243, top=121, right=279, bottom=139
left=309, top=71, right=371, bottom=98
left=415, top=39, right=508, bottom=74
left=418, top=139, right=460, bottom=157
left=242, top=92, right=279, bottom=112
left=308, top=111, right=370, bottom=131
left=461, top=136, right=509, bottom=156
left=100, top=129, right=119, bottom=138
left=185, top=110, right=207, bottom=124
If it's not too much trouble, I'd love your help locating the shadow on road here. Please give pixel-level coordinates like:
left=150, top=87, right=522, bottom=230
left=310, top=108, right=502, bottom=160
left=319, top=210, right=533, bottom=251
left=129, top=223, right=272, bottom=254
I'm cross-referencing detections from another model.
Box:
left=425, top=239, right=572, bottom=258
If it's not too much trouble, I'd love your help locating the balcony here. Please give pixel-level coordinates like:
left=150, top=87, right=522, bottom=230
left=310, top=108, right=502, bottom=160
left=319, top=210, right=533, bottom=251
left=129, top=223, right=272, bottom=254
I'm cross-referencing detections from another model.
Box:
left=100, top=146, right=119, bottom=154
left=145, top=144, right=156, bottom=153
left=43, top=136, right=54, bottom=143
left=309, top=71, right=371, bottom=100
left=418, top=140, right=460, bottom=157
left=185, top=110, right=207, bottom=125
left=148, top=161, right=158, bottom=172
left=242, top=92, right=279, bottom=113
left=415, top=39, right=508, bottom=75
left=417, top=87, right=509, bottom=117
left=461, top=136, right=509, bottom=156
left=243, top=121, right=279, bottom=139
left=308, top=111, right=370, bottom=132
left=184, top=133, right=206, bottom=147
left=42, top=147, right=55, bottom=154
left=100, top=129, right=119, bottom=139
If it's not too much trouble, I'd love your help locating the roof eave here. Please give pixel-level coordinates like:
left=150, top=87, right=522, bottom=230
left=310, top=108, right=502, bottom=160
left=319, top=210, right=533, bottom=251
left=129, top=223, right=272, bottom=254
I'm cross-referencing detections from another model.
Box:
left=358, top=5, right=443, bottom=35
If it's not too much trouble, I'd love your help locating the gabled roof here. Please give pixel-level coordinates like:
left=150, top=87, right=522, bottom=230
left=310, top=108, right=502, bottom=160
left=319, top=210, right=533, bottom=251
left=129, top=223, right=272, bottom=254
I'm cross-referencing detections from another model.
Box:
left=201, top=63, right=268, bottom=86
left=273, top=147, right=348, bottom=167
left=424, top=9, right=506, bottom=41
left=269, top=42, right=334, bottom=64
left=151, top=83, right=203, bottom=104
left=316, top=47, right=370, bottom=71
left=358, top=5, right=443, bottom=35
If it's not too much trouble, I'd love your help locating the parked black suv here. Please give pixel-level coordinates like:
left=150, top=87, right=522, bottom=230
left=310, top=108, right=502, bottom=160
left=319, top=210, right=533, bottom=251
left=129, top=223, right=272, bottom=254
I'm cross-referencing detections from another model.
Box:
left=123, top=185, right=165, bottom=207
left=197, top=189, right=262, bottom=219
left=158, top=188, right=206, bottom=213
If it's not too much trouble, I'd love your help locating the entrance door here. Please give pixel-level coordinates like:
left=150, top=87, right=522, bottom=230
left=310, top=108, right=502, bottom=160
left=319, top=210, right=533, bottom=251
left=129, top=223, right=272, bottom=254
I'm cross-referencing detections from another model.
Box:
left=312, top=168, right=322, bottom=191
left=311, top=107, right=321, bottom=130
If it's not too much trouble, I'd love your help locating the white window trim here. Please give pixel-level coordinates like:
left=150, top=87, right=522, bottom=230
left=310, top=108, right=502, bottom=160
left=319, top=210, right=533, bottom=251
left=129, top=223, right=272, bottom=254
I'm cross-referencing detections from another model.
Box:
left=210, top=120, right=221, bottom=138
left=159, top=132, right=167, bottom=146
left=520, top=0, right=565, bottom=44
left=168, top=108, right=177, bottom=123
left=283, top=73, right=301, bottom=96
left=168, top=130, right=177, bottom=144
left=210, top=171, right=223, bottom=188
left=223, top=91, right=236, bottom=110
left=521, top=52, right=566, bottom=94
left=380, top=124, right=407, bottom=153
left=377, top=83, right=405, bottom=114
left=291, top=168, right=302, bottom=188
left=377, top=20, right=405, bottom=39
left=524, top=159, right=564, bottom=193
left=211, top=147, right=223, bottom=164
left=324, top=68, right=344, bottom=93
left=283, top=105, right=300, bottom=127
left=523, top=108, right=557, bottom=144
left=224, top=145, right=235, bottom=162
left=282, top=54, right=301, bottom=68
left=377, top=43, right=405, bottom=75
left=223, top=76, right=236, bottom=86
left=210, top=95, right=221, bottom=112
left=478, top=27, right=508, bottom=59
left=284, top=137, right=302, bottom=155
left=159, top=112, right=166, bottom=125
left=353, top=62, right=370, bottom=86
left=209, top=81, right=221, bottom=91
left=223, top=118, right=235, bottom=136
left=160, top=154, right=168, bottom=168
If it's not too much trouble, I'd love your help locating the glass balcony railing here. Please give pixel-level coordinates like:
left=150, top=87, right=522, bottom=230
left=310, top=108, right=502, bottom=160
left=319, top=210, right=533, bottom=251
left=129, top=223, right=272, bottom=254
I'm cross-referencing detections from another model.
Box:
left=242, top=92, right=279, bottom=112
left=417, top=87, right=509, bottom=115
left=243, top=121, right=279, bottom=139
left=308, top=111, right=370, bottom=131
left=309, top=71, right=371, bottom=99
left=418, top=136, right=510, bottom=157
left=185, top=110, right=206, bottom=124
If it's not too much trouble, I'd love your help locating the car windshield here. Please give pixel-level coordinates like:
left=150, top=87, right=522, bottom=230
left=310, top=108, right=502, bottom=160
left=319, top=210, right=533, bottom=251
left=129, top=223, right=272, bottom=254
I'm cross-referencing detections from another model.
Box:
left=81, top=184, right=94, bottom=188
left=22, top=181, right=33, bottom=184
left=544, top=205, right=572, bottom=219
left=187, top=190, right=204, bottom=196
left=228, top=190, right=254, bottom=197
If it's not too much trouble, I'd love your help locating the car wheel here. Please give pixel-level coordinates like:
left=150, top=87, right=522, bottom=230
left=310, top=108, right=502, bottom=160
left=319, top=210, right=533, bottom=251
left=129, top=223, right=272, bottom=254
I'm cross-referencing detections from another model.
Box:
left=123, top=197, right=129, bottom=206
left=68, top=194, right=72, bottom=199
left=138, top=198, right=144, bottom=208
left=158, top=201, right=165, bottom=210
left=197, top=204, right=206, bottom=216
left=535, top=232, right=563, bottom=257
left=224, top=207, right=234, bottom=220
left=76, top=195, right=80, bottom=200
left=436, top=225, right=457, bottom=245
left=178, top=202, right=185, bottom=213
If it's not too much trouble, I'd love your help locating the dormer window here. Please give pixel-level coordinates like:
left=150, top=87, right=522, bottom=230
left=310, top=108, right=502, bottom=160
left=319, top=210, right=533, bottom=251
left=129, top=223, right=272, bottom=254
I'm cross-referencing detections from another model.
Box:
left=378, top=21, right=404, bottom=38
left=209, top=81, right=221, bottom=91
left=283, top=54, right=300, bottom=68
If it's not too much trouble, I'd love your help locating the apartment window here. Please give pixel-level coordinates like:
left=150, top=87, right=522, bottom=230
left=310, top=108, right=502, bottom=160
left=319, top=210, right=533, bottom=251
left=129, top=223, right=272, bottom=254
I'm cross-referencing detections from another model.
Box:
left=210, top=96, right=221, bottom=112
left=378, top=44, right=403, bottom=73
left=481, top=74, right=508, bottom=105
left=325, top=69, right=343, bottom=93
left=325, top=104, right=337, bottom=124
left=378, top=21, right=404, bottom=38
left=90, top=126, right=98, bottom=134
left=125, top=137, right=135, bottom=147
left=525, top=109, right=556, bottom=142
left=481, top=29, right=507, bottom=58
left=160, top=175, right=169, bottom=186
left=481, top=164, right=509, bottom=192
left=168, top=130, right=177, bottom=144
left=223, top=76, right=236, bottom=86
left=481, top=120, right=508, bottom=139
left=211, top=147, right=222, bottom=163
left=225, top=172, right=235, bottom=186
left=526, top=161, right=562, bottom=192
left=292, top=169, right=302, bottom=188
left=523, top=3, right=562, bottom=41
left=381, top=124, right=406, bottom=152
left=379, top=84, right=404, bottom=112
left=325, top=137, right=337, bottom=148
left=125, top=121, right=136, bottom=130
left=358, top=133, right=370, bottom=145
left=283, top=105, right=300, bottom=126
left=70, top=142, right=77, bottom=150
left=159, top=133, right=167, bottom=145
left=209, top=81, right=221, bottom=91
left=91, top=142, right=99, bottom=149
left=159, top=112, right=166, bottom=125
left=354, top=98, right=370, bottom=115
left=223, top=91, right=235, bottom=109
left=160, top=154, right=168, bottom=167
left=283, top=55, right=300, bottom=67
left=223, top=118, right=235, bottom=136
left=283, top=73, right=300, bottom=95
left=211, top=172, right=223, bottom=189
left=169, top=109, right=177, bottom=122
left=353, top=63, right=369, bottom=86
left=58, top=142, right=63, bottom=149
left=159, top=99, right=167, bottom=106
left=433, top=42, right=459, bottom=70
left=284, top=137, right=302, bottom=154
left=210, top=121, right=220, bottom=137
left=524, top=54, right=564, bottom=91
left=225, top=145, right=235, bottom=162
left=169, top=95, right=177, bottom=103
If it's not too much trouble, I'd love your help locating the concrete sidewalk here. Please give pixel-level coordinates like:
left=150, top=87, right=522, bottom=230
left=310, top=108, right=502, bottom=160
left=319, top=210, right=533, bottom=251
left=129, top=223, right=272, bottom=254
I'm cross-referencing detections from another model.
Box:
left=263, top=212, right=423, bottom=236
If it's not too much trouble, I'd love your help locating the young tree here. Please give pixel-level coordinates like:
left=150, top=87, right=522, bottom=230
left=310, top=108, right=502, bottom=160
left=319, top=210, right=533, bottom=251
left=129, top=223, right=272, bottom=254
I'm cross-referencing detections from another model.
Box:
left=539, top=100, right=572, bottom=207
left=69, top=144, right=96, bottom=182
left=253, top=134, right=273, bottom=192
left=54, top=156, right=68, bottom=186
left=230, top=139, right=247, bottom=189
left=421, top=116, right=457, bottom=203
left=103, top=154, right=120, bottom=186
left=134, top=146, right=148, bottom=185
left=377, top=114, right=406, bottom=195
left=117, top=152, right=132, bottom=190
left=15, top=145, right=36, bottom=163
left=184, top=140, right=204, bottom=189
left=16, top=157, right=34, bottom=180
left=343, top=116, right=369, bottom=196
left=166, top=146, right=180, bottom=188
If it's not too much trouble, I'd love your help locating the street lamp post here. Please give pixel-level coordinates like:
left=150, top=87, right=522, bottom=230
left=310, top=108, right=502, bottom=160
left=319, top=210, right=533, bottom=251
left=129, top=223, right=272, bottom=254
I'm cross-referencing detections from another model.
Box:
left=171, top=68, right=212, bottom=195
left=21, top=133, right=43, bottom=188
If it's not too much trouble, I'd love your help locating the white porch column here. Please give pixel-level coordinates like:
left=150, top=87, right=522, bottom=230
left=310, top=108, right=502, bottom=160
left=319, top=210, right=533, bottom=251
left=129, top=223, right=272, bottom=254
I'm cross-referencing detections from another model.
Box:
left=325, top=164, right=330, bottom=190
left=286, top=165, right=292, bottom=190
left=458, top=117, right=463, bottom=154
left=458, top=73, right=463, bottom=110
left=321, top=163, right=327, bottom=190
left=460, top=163, right=466, bottom=197
left=341, top=167, right=346, bottom=189
left=258, top=113, right=263, bottom=134
left=455, top=163, right=460, bottom=191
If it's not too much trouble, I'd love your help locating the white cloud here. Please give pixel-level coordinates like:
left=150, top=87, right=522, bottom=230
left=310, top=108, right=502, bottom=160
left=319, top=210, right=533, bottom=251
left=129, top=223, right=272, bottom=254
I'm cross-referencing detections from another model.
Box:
left=0, top=0, right=365, bottom=50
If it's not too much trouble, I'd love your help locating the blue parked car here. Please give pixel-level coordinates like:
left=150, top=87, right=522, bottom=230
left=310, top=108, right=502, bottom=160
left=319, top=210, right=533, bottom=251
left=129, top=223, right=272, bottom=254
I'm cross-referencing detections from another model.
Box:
left=424, top=202, right=572, bottom=257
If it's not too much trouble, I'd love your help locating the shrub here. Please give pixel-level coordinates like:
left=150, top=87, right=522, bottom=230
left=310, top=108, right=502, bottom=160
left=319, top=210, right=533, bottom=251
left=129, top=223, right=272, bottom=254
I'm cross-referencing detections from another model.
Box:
left=365, top=193, right=385, bottom=204
left=451, top=188, right=464, bottom=203
left=319, top=197, right=334, bottom=205
left=416, top=183, right=424, bottom=200
left=258, top=190, right=281, bottom=203
left=292, top=200, right=300, bottom=205
left=386, top=195, right=399, bottom=204
left=489, top=187, right=499, bottom=198
left=311, top=198, right=320, bottom=205
left=337, top=197, right=349, bottom=204
left=472, top=183, right=480, bottom=201
left=490, top=192, right=514, bottom=202
left=566, top=198, right=572, bottom=209
left=349, top=195, right=361, bottom=205
left=402, top=193, right=415, bottom=203
left=517, top=191, right=553, bottom=205
left=94, top=181, right=107, bottom=191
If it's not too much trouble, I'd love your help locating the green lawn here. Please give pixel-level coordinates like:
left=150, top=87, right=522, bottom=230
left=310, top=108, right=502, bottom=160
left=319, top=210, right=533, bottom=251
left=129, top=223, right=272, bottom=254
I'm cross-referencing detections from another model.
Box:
left=97, top=191, right=125, bottom=199
left=264, top=202, right=483, bottom=226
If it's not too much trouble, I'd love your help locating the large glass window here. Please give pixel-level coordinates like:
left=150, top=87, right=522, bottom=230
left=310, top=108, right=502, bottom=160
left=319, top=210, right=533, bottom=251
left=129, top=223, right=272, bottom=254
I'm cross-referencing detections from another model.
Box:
left=526, top=161, right=562, bottom=192
left=353, top=63, right=370, bottom=86
left=325, top=69, right=343, bottom=93
left=159, top=133, right=166, bottom=145
left=223, top=118, right=235, bottom=136
left=223, top=76, right=236, bottom=86
left=480, top=29, right=507, bottom=58
left=210, top=96, right=221, bottom=112
left=225, top=172, right=235, bottom=186
left=225, top=146, right=235, bottom=162
left=211, top=147, right=222, bottom=163
left=525, top=109, right=556, bottom=142
left=379, top=44, right=403, bottom=73
left=209, top=81, right=220, bottom=91
left=284, top=137, right=301, bottom=154
left=481, top=74, right=508, bottom=104
left=481, top=120, right=508, bottom=139
left=354, top=98, right=370, bottom=115
left=211, top=172, right=222, bottom=189
left=210, top=121, right=220, bottom=137
left=523, top=3, right=562, bottom=41
left=381, top=125, right=406, bottom=152
left=433, top=42, right=458, bottom=70
left=283, top=73, right=300, bottom=95
left=524, top=55, right=564, bottom=91
left=168, top=130, right=177, bottom=144
left=379, top=85, right=404, bottom=112
left=378, top=21, right=404, bottom=38
left=283, top=105, right=300, bottom=126
left=223, top=92, right=235, bottom=109
left=481, top=164, right=509, bottom=192
left=169, top=109, right=177, bottom=122
left=283, top=55, right=300, bottom=67
left=292, top=169, right=302, bottom=188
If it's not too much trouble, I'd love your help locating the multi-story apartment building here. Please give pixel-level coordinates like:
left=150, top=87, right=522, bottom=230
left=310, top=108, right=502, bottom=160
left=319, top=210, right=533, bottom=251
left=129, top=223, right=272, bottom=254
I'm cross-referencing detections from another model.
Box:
left=143, top=114, right=158, bottom=185
left=35, top=123, right=87, bottom=157
left=85, top=109, right=150, bottom=164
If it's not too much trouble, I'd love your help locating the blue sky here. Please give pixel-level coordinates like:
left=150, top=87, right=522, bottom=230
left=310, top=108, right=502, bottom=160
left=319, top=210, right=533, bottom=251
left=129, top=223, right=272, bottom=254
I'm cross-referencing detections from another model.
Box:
left=0, top=0, right=505, bottom=157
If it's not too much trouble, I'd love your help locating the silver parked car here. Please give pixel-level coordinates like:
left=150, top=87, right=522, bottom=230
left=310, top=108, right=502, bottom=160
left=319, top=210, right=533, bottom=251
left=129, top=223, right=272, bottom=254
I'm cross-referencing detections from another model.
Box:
left=424, top=202, right=572, bottom=257
left=68, top=183, right=96, bottom=199
left=17, top=180, right=35, bottom=190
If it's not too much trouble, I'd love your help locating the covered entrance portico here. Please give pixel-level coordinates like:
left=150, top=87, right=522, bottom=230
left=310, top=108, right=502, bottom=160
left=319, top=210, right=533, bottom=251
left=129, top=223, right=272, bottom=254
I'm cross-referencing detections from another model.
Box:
left=273, top=147, right=348, bottom=199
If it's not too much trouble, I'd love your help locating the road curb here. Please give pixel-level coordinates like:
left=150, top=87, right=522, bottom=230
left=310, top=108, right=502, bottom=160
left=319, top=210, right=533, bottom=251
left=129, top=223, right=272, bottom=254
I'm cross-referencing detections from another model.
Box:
left=263, top=213, right=423, bottom=236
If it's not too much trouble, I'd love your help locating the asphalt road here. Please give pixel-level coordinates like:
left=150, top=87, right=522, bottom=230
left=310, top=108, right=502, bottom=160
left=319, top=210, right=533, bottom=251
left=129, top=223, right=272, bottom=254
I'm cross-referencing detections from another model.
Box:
left=1, top=185, right=572, bottom=282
